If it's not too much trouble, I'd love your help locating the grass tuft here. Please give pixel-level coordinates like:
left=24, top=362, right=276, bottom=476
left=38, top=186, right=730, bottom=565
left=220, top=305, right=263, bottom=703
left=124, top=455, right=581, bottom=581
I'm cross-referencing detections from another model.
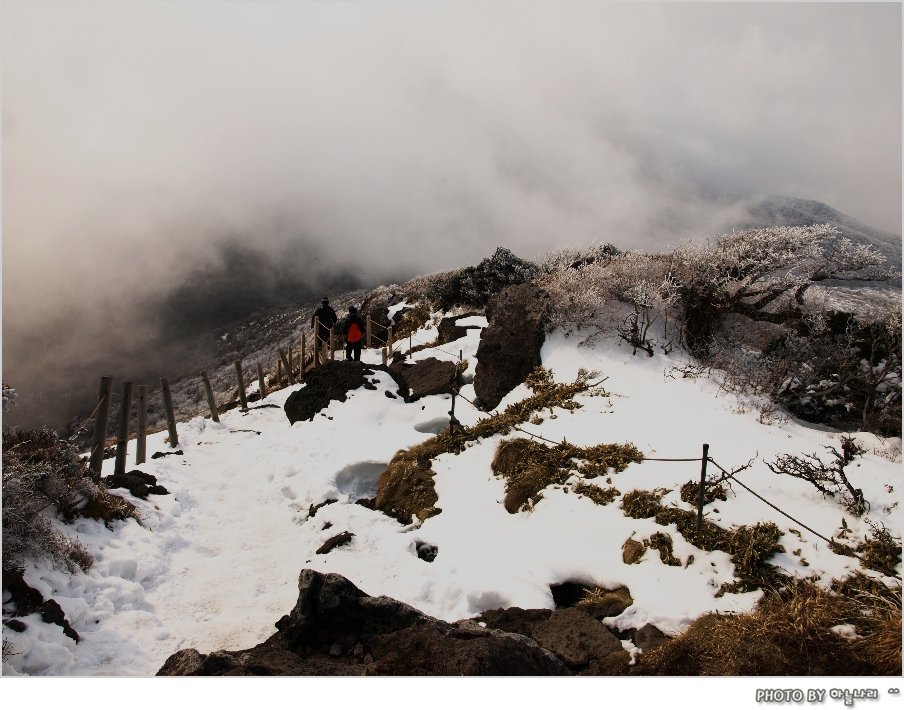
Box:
left=492, top=438, right=641, bottom=514
left=376, top=367, right=622, bottom=523
left=638, top=579, right=901, bottom=676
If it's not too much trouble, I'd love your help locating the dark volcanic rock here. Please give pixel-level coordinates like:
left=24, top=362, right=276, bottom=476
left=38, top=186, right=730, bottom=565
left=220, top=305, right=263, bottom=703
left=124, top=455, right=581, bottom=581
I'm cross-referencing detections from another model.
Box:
left=315, top=531, right=355, bottom=555
left=158, top=569, right=567, bottom=676
left=103, top=470, right=169, bottom=499
left=437, top=312, right=482, bottom=345
left=2, top=569, right=80, bottom=642
left=530, top=607, right=622, bottom=667
left=473, top=283, right=551, bottom=410
left=390, top=357, right=457, bottom=401
left=150, top=450, right=183, bottom=459
left=634, top=622, right=669, bottom=651
left=476, top=607, right=553, bottom=637
left=284, top=361, right=410, bottom=424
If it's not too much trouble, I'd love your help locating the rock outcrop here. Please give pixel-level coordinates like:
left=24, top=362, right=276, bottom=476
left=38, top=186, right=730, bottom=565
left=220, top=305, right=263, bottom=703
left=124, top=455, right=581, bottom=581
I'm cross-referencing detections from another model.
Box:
left=390, top=357, right=457, bottom=401
left=157, top=569, right=567, bottom=676
left=283, top=362, right=409, bottom=424
left=103, top=470, right=169, bottom=499
left=473, top=283, right=551, bottom=410
left=437, top=312, right=482, bottom=345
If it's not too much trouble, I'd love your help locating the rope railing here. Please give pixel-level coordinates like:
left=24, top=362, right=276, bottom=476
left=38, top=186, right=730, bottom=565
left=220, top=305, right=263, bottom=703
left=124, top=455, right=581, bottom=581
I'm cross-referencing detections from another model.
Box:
left=444, top=379, right=900, bottom=580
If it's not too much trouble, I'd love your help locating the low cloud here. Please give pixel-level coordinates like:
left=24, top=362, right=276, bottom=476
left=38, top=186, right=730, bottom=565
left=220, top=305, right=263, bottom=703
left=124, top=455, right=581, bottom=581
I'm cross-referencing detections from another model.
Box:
left=3, top=3, right=900, bottom=429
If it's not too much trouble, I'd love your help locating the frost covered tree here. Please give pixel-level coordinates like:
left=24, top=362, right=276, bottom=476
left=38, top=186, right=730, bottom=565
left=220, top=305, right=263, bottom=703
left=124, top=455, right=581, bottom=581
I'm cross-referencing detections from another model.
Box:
left=668, top=225, right=895, bottom=355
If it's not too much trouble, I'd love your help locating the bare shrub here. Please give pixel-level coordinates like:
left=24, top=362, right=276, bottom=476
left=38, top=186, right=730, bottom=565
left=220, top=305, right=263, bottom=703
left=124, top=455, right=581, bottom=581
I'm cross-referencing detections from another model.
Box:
left=855, top=520, right=902, bottom=577
left=766, top=436, right=869, bottom=516
left=2, top=428, right=135, bottom=574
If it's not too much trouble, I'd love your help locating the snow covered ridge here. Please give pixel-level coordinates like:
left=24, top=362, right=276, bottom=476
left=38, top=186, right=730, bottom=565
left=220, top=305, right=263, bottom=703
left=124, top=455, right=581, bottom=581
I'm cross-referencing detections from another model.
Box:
left=2, top=312, right=900, bottom=675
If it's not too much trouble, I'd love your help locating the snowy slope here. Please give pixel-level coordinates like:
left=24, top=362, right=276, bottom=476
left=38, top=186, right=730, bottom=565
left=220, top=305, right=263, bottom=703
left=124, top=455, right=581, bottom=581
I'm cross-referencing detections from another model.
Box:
left=3, top=317, right=900, bottom=675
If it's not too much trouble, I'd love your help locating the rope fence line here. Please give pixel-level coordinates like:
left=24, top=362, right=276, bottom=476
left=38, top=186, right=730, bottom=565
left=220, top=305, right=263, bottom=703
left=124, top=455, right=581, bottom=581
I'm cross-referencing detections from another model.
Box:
left=446, top=379, right=899, bottom=580
left=78, top=308, right=901, bottom=581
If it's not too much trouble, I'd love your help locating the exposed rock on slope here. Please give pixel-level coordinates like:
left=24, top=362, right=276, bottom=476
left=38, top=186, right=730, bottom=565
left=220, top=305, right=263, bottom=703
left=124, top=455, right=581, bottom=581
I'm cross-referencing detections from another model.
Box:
left=473, top=283, right=551, bottom=410
left=157, top=569, right=568, bottom=676
left=437, top=312, right=483, bottom=344
left=283, top=361, right=410, bottom=424
left=390, top=357, right=457, bottom=401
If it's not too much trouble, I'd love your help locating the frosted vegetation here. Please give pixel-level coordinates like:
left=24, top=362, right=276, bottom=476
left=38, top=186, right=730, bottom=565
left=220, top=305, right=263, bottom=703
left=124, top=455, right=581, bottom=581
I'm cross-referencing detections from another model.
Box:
left=3, top=224, right=900, bottom=675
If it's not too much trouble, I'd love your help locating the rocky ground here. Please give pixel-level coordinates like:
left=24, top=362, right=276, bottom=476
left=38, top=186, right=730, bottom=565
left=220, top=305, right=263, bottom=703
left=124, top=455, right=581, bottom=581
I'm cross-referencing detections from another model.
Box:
left=157, top=569, right=659, bottom=676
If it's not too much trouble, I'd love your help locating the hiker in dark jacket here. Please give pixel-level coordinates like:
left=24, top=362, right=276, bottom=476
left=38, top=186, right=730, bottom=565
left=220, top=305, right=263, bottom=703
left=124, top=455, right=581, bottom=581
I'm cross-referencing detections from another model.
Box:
left=342, top=306, right=366, bottom=361
left=311, top=297, right=338, bottom=349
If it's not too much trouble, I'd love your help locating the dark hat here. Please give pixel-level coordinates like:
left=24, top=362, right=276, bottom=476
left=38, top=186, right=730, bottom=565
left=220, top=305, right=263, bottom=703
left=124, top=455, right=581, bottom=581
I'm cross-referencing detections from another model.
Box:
left=349, top=306, right=358, bottom=314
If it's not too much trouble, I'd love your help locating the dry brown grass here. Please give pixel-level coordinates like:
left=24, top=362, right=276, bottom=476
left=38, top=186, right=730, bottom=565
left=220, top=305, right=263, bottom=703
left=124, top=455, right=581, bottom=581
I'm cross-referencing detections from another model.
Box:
left=573, top=482, right=621, bottom=507
left=621, top=488, right=670, bottom=518
left=375, top=367, right=618, bottom=523
left=491, top=438, right=641, bottom=513
left=638, top=579, right=901, bottom=676
left=679, top=479, right=727, bottom=506
left=648, top=532, right=682, bottom=566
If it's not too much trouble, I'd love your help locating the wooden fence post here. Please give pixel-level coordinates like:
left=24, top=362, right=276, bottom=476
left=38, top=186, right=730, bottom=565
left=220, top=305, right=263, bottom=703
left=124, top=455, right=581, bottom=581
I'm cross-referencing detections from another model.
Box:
left=696, top=443, right=710, bottom=532
left=89, top=376, right=114, bottom=474
left=136, top=384, right=148, bottom=465
left=313, top=317, right=320, bottom=367
left=278, top=347, right=295, bottom=385
left=257, top=362, right=267, bottom=400
left=299, top=332, right=306, bottom=381
left=329, top=328, right=335, bottom=361
left=382, top=347, right=388, bottom=366
left=366, top=316, right=372, bottom=349
left=449, top=386, right=457, bottom=436
left=277, top=359, right=282, bottom=386
left=322, top=338, right=329, bottom=364
left=235, top=360, right=248, bottom=411
left=161, top=377, right=179, bottom=448
left=113, top=382, right=133, bottom=477
left=388, top=326, right=393, bottom=353
left=201, top=370, right=219, bottom=422
left=288, top=345, right=293, bottom=379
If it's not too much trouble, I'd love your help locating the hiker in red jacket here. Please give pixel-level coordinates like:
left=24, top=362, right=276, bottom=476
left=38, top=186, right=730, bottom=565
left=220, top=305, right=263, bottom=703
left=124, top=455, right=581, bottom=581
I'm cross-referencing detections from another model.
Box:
left=342, top=306, right=366, bottom=361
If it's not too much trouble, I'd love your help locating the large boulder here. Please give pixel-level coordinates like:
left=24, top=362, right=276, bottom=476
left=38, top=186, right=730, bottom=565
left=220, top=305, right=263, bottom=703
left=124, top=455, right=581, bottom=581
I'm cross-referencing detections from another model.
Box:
left=390, top=358, right=457, bottom=401
left=529, top=607, right=623, bottom=667
left=157, top=569, right=567, bottom=676
left=284, top=361, right=409, bottom=424
left=437, top=312, right=482, bottom=345
left=475, top=607, right=553, bottom=637
left=103, top=470, right=169, bottom=499
left=473, top=283, right=551, bottom=410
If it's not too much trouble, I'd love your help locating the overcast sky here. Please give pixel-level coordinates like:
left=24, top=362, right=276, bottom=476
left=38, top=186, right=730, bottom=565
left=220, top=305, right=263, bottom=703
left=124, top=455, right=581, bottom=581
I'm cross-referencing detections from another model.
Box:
left=2, top=2, right=901, bottom=426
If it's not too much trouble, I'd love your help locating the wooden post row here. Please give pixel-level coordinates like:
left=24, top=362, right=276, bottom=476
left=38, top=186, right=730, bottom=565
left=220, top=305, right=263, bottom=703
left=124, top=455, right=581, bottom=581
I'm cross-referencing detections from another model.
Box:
left=89, top=376, right=114, bottom=474
left=313, top=317, right=320, bottom=367
left=235, top=360, right=248, bottom=411
left=113, top=381, right=133, bottom=477
left=278, top=347, right=295, bottom=385
left=160, top=377, right=179, bottom=449
left=299, top=332, right=306, bottom=381
left=257, top=362, right=267, bottom=400
left=136, top=384, right=148, bottom=465
left=366, top=315, right=372, bottom=349
left=201, top=370, right=219, bottom=422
